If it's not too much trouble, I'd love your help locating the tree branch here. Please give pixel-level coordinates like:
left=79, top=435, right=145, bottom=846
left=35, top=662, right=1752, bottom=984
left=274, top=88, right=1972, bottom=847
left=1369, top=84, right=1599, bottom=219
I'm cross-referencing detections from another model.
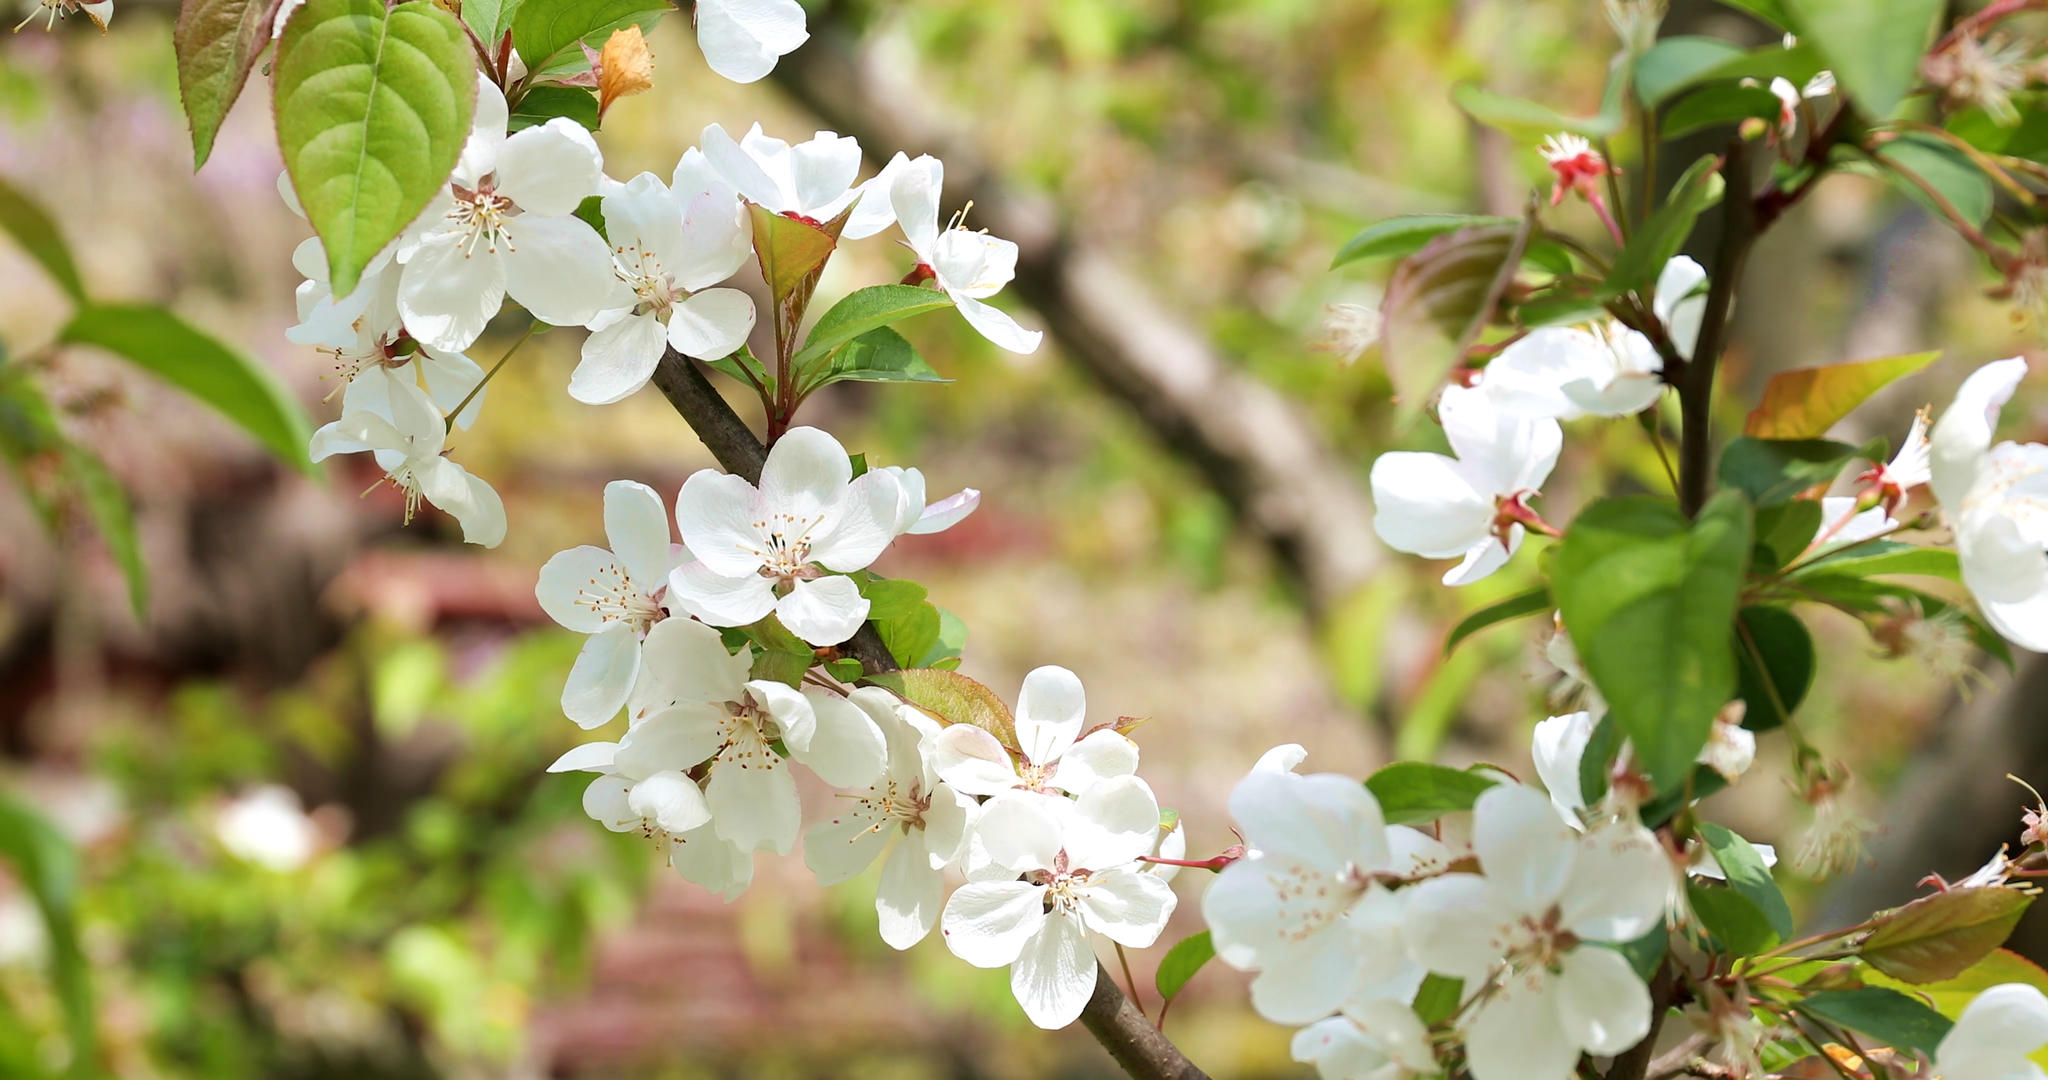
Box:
left=649, top=343, right=1209, bottom=1080
left=1080, top=963, right=1213, bottom=1080
left=1605, top=961, right=1675, bottom=1080
left=1678, top=139, right=1756, bottom=518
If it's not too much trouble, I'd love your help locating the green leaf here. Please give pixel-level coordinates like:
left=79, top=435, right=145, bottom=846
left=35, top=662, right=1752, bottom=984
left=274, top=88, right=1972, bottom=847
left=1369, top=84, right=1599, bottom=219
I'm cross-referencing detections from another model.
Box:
left=1578, top=713, right=1624, bottom=807
left=1716, top=436, right=1859, bottom=506
left=511, top=0, right=667, bottom=75
left=60, top=303, right=315, bottom=473
left=1380, top=221, right=1529, bottom=420
left=867, top=668, right=1019, bottom=750
left=1616, top=924, right=1671, bottom=980
left=1872, top=133, right=1995, bottom=227
left=1444, top=586, right=1551, bottom=655
left=743, top=615, right=815, bottom=688
left=1412, top=974, right=1464, bottom=1025
left=273, top=0, right=477, bottom=298
left=704, top=343, right=773, bottom=394
left=0, top=795, right=96, bottom=1076
left=0, top=173, right=86, bottom=303
left=62, top=444, right=148, bottom=617
left=1451, top=60, right=1628, bottom=138
left=1861, top=887, right=2035, bottom=984
left=1660, top=82, right=1785, bottom=139
left=751, top=202, right=850, bottom=344
left=1364, top=762, right=1499, bottom=825
left=1154, top=931, right=1215, bottom=1002
left=1753, top=499, right=1824, bottom=570
left=1796, top=988, right=1954, bottom=1054
left=1331, top=214, right=1520, bottom=268
left=1635, top=36, right=1747, bottom=108
left=1783, top=0, right=1941, bottom=120
left=858, top=577, right=943, bottom=670
left=807, top=327, right=949, bottom=391
left=1552, top=493, right=1753, bottom=791
left=1733, top=605, right=1815, bottom=731
left=917, top=608, right=968, bottom=669
left=508, top=85, right=598, bottom=132
left=1513, top=293, right=1608, bottom=329
left=1745, top=350, right=1939, bottom=439
left=1698, top=822, right=1794, bottom=939
left=1604, top=154, right=1723, bottom=300
left=1689, top=881, right=1779, bottom=955
left=1791, top=543, right=1961, bottom=582
left=1717, top=0, right=1795, bottom=29
left=793, top=284, right=958, bottom=370
left=175, top=0, right=288, bottom=168
left=462, top=0, right=523, bottom=49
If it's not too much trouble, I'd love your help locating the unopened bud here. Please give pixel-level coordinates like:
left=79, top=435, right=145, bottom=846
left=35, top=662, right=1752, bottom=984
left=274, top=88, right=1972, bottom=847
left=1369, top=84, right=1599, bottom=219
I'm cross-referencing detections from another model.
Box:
left=1698, top=701, right=1756, bottom=783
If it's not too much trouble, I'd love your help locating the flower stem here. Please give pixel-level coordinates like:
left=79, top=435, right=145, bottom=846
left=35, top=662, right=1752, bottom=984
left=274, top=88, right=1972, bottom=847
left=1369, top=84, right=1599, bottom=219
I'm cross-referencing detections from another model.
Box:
left=444, top=322, right=539, bottom=433
left=1677, top=139, right=1756, bottom=518
left=1116, top=943, right=1147, bottom=1019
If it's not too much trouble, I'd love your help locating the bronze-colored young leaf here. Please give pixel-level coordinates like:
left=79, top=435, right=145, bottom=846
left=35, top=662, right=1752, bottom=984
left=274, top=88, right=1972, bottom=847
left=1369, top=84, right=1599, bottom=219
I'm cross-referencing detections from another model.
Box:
left=1745, top=351, right=1939, bottom=439
left=1860, top=887, right=2035, bottom=984
left=175, top=0, right=288, bottom=168
left=869, top=668, right=1018, bottom=750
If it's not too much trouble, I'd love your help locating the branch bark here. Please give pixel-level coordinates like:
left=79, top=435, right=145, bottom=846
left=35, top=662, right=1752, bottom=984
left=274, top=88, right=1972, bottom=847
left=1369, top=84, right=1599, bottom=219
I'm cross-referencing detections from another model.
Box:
left=649, top=345, right=1210, bottom=1080
left=1677, top=139, right=1756, bottom=518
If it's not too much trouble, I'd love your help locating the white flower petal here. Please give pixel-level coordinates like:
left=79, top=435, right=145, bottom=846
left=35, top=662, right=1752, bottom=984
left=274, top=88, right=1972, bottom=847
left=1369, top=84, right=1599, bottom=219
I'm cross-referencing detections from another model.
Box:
left=940, top=880, right=1047, bottom=968
left=694, top=0, right=808, bottom=84
left=673, top=469, right=770, bottom=577
left=547, top=740, right=618, bottom=773
left=561, top=624, right=641, bottom=728
left=802, top=808, right=892, bottom=885
left=1370, top=451, right=1494, bottom=558
left=1473, top=783, right=1578, bottom=912
left=1010, top=912, right=1096, bottom=1029
left=1066, top=775, right=1164, bottom=871
left=951, top=293, right=1043, bottom=354
left=494, top=119, right=603, bottom=217
left=396, top=234, right=505, bottom=352
left=974, top=792, right=1064, bottom=873
left=415, top=456, right=505, bottom=547
left=876, top=833, right=944, bottom=949
left=707, top=756, right=800, bottom=854
left=787, top=690, right=886, bottom=787
left=931, top=725, right=1020, bottom=796
left=1556, top=944, right=1652, bottom=1055
left=1401, top=873, right=1511, bottom=982
left=666, top=288, right=756, bottom=361
left=776, top=575, right=870, bottom=646
left=570, top=310, right=668, bottom=405
left=501, top=215, right=626, bottom=328
left=1056, top=729, right=1139, bottom=796
left=1076, top=867, right=1175, bottom=948
left=1562, top=824, right=1677, bottom=943
left=1015, top=665, right=1087, bottom=766
left=908, top=487, right=979, bottom=534
left=627, top=770, right=713, bottom=835
left=1465, top=977, right=1580, bottom=1080
left=636, top=617, right=752, bottom=705
left=583, top=774, right=635, bottom=829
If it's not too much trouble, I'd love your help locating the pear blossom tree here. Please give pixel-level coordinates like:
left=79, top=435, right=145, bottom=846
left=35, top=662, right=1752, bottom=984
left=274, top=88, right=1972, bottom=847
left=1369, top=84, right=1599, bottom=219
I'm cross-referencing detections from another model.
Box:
left=20, top=0, right=2048, bottom=1079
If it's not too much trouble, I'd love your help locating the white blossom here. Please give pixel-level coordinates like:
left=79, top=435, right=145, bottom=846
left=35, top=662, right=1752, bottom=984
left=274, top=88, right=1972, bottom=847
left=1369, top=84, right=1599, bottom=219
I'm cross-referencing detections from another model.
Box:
left=1290, top=1001, right=1439, bottom=1080
left=884, top=153, right=1044, bottom=353
left=215, top=786, right=319, bottom=871
left=693, top=0, right=808, bottom=85
left=939, top=778, right=1178, bottom=1029
left=1202, top=761, right=1418, bottom=1024
left=14, top=0, right=109, bottom=32
left=1935, top=983, right=2048, bottom=1080
left=1369, top=384, right=1561, bottom=586
left=308, top=375, right=505, bottom=547
left=1403, top=784, right=1668, bottom=1080
left=804, top=687, right=977, bottom=948
left=397, top=77, right=622, bottom=352
left=698, top=123, right=894, bottom=237
left=571, top=169, right=756, bottom=405
left=667, top=426, right=896, bottom=646
left=1931, top=357, right=2048, bottom=651
left=1482, top=258, right=1702, bottom=420
left=616, top=619, right=886, bottom=854
left=930, top=665, right=1139, bottom=799
left=536, top=482, right=689, bottom=727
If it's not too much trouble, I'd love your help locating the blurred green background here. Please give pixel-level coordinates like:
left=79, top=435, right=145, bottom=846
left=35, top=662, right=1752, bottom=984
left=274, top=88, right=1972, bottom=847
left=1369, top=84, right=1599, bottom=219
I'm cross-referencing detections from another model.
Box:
left=1, top=0, right=2043, bottom=1076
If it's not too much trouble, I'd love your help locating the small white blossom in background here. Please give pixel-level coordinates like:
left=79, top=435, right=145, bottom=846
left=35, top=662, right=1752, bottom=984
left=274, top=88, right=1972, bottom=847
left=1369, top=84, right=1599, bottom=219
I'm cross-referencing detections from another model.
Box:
left=1791, top=764, right=1873, bottom=879
left=309, top=376, right=505, bottom=547
left=1925, top=34, right=2034, bottom=126
left=1698, top=702, right=1756, bottom=783
left=693, top=0, right=808, bottom=84
left=397, top=77, right=622, bottom=352
left=939, top=777, right=1178, bottom=1029
left=1935, top=983, right=2048, bottom=1080
left=1757, top=71, right=1834, bottom=142
left=698, top=123, right=893, bottom=236
left=1290, top=1000, right=1439, bottom=1080
left=1481, top=257, right=1703, bottom=419
left=570, top=170, right=756, bottom=405
left=1930, top=357, right=2048, bottom=652
left=0, top=891, right=46, bottom=967
left=536, top=480, right=685, bottom=727
left=1369, top=384, right=1562, bottom=586
left=1311, top=303, right=1383, bottom=366
left=14, top=0, right=110, bottom=32
left=215, top=785, right=321, bottom=872
left=804, top=688, right=976, bottom=949
left=1202, top=755, right=1420, bottom=1024
left=667, top=426, right=895, bottom=646
left=930, top=665, right=1138, bottom=798
left=884, top=154, right=1044, bottom=353
left=1403, top=784, right=1668, bottom=1080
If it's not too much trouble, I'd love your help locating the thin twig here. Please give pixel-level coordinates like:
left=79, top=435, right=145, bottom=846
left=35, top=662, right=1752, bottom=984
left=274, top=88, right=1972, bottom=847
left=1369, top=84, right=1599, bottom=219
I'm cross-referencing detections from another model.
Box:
left=1116, top=943, right=1148, bottom=1018
left=1678, top=140, right=1756, bottom=518
left=443, top=323, right=538, bottom=433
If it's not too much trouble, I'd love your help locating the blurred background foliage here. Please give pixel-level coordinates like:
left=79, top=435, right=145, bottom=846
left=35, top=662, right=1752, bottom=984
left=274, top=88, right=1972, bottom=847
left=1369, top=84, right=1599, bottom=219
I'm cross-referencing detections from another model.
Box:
left=0, top=0, right=2043, bottom=1076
